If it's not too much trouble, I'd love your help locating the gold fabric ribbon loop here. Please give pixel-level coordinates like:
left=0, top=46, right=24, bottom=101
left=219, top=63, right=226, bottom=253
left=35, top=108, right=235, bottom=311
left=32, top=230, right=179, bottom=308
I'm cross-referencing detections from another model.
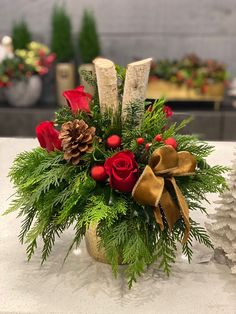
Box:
left=132, top=145, right=196, bottom=243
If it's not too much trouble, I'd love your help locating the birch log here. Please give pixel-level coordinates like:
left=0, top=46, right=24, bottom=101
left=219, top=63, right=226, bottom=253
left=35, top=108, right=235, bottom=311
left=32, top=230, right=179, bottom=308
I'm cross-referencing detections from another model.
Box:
left=122, top=58, right=152, bottom=118
left=93, top=58, right=119, bottom=114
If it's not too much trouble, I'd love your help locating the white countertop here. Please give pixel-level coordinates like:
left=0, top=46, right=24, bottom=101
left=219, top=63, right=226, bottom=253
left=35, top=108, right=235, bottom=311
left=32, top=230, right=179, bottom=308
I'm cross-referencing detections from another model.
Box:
left=1, top=138, right=236, bottom=314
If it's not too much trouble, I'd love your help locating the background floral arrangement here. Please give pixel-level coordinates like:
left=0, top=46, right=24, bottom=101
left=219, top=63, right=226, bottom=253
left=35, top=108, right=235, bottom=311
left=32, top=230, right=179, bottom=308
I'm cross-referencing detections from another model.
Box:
left=0, top=41, right=56, bottom=87
left=150, top=54, right=228, bottom=94
left=5, top=61, right=228, bottom=288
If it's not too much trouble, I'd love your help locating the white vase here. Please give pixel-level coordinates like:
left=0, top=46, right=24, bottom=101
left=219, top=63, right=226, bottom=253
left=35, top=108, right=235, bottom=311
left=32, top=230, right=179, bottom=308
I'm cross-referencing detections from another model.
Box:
left=4, top=75, right=42, bottom=107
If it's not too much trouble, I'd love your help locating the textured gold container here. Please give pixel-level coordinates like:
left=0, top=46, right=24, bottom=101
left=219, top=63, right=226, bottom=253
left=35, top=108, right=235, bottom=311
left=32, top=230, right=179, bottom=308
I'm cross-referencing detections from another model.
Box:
left=85, top=225, right=108, bottom=264
left=146, top=79, right=224, bottom=105
left=56, top=63, right=76, bottom=106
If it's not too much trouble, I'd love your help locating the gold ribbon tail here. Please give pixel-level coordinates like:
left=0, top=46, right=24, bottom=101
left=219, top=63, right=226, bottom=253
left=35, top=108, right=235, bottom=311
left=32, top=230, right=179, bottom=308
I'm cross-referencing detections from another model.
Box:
left=169, top=177, right=190, bottom=243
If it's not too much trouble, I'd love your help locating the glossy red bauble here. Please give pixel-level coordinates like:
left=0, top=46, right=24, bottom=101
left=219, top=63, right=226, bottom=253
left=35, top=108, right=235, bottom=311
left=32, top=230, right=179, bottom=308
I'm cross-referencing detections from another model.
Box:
left=164, top=138, right=177, bottom=149
left=106, top=135, right=121, bottom=149
left=91, top=165, right=107, bottom=182
left=136, top=137, right=145, bottom=145
left=145, top=143, right=151, bottom=151
left=154, top=134, right=162, bottom=142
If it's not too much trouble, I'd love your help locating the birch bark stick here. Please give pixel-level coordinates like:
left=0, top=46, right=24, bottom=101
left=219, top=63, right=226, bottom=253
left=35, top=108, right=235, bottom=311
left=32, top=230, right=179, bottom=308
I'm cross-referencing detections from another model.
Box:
left=122, top=58, right=152, bottom=118
left=93, top=58, right=119, bottom=114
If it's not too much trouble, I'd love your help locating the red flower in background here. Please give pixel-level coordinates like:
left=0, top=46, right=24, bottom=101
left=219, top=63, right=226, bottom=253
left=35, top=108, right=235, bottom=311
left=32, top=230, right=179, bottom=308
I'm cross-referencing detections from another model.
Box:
left=104, top=151, right=139, bottom=193
left=36, top=121, right=62, bottom=153
left=163, top=105, right=173, bottom=118
left=63, top=86, right=92, bottom=114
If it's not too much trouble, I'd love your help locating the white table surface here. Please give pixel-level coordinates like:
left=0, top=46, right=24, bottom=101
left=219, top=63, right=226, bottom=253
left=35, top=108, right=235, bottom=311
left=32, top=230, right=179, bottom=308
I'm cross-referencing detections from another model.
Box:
left=1, top=138, right=236, bottom=314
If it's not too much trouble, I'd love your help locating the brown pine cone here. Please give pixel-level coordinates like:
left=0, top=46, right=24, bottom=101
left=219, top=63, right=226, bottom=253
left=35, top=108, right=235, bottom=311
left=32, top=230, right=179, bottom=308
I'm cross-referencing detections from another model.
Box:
left=59, top=119, right=96, bottom=165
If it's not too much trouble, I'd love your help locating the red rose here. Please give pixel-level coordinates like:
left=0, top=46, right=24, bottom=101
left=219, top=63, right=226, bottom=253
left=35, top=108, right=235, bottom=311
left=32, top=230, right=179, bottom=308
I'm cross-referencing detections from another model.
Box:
left=63, top=86, right=92, bottom=114
left=36, top=121, right=62, bottom=153
left=163, top=105, right=173, bottom=118
left=104, top=151, right=139, bottom=193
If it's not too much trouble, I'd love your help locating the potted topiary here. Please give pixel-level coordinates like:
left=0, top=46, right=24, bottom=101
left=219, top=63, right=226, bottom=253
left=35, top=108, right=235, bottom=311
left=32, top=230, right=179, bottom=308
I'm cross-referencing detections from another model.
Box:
left=51, top=5, right=75, bottom=106
left=11, top=20, right=31, bottom=50
left=78, top=9, right=101, bottom=96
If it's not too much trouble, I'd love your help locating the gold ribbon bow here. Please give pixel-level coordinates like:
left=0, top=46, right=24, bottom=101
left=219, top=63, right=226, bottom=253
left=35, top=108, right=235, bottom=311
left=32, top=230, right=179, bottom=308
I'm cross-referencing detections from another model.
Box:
left=132, top=145, right=196, bottom=243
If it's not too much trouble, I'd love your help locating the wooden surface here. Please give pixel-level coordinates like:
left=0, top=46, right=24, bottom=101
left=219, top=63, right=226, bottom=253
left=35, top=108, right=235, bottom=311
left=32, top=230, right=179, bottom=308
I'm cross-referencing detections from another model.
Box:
left=1, top=138, right=236, bottom=313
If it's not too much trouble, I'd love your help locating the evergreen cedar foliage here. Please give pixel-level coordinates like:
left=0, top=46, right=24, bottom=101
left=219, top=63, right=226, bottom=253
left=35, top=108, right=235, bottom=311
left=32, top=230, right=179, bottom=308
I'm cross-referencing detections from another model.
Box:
left=51, top=6, right=74, bottom=62
left=6, top=67, right=228, bottom=288
left=12, top=20, right=32, bottom=50
left=78, top=10, right=101, bottom=63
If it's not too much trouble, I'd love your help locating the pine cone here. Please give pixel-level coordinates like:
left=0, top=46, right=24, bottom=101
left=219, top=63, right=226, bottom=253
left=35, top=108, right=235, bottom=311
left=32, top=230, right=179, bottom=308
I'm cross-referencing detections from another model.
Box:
left=59, top=119, right=96, bottom=165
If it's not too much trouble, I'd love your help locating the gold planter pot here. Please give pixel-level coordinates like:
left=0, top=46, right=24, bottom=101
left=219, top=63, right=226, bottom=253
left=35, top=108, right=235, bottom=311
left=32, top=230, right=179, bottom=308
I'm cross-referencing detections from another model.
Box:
left=78, top=63, right=96, bottom=97
left=146, top=79, right=224, bottom=105
left=56, top=62, right=76, bottom=106
left=85, top=225, right=108, bottom=264
left=85, top=225, right=124, bottom=265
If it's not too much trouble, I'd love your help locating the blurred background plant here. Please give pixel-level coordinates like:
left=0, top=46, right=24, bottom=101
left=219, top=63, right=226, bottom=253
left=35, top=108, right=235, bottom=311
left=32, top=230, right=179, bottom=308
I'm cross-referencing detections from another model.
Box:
left=150, top=54, right=228, bottom=94
left=78, top=9, right=101, bottom=64
left=51, top=5, right=74, bottom=63
left=16, top=41, right=56, bottom=76
left=0, top=42, right=56, bottom=87
left=11, top=20, right=31, bottom=50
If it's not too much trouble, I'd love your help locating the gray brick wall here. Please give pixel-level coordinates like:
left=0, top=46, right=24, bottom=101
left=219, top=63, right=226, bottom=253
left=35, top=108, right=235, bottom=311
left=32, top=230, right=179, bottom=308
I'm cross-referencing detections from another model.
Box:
left=0, top=0, right=235, bottom=75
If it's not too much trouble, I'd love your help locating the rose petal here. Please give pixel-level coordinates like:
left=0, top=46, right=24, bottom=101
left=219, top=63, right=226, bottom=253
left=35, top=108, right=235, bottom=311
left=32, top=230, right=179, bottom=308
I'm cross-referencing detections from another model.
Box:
left=36, top=121, right=62, bottom=153
left=110, top=168, right=138, bottom=192
left=63, top=86, right=92, bottom=114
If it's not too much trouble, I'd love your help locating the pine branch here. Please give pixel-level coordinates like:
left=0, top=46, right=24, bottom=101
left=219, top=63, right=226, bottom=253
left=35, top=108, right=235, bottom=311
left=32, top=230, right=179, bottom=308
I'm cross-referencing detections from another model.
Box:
left=80, top=69, right=97, bottom=87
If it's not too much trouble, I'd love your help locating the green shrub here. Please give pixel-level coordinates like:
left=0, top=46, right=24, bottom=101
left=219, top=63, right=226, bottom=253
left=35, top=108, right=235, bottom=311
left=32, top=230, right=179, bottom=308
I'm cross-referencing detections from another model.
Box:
left=51, top=5, right=74, bottom=62
left=11, top=20, right=32, bottom=50
left=78, top=10, right=101, bottom=63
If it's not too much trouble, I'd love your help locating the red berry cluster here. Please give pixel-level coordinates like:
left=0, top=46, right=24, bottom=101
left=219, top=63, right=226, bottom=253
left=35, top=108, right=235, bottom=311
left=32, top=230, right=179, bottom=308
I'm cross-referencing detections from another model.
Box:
left=136, top=134, right=177, bottom=150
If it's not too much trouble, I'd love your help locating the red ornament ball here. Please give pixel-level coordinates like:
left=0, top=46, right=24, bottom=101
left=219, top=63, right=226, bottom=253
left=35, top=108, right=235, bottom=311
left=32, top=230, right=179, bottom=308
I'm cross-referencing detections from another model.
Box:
left=154, top=134, right=162, bottom=142
left=136, top=137, right=145, bottom=145
left=164, top=138, right=177, bottom=149
left=91, top=165, right=107, bottom=182
left=106, top=135, right=121, bottom=149
left=145, top=143, right=151, bottom=151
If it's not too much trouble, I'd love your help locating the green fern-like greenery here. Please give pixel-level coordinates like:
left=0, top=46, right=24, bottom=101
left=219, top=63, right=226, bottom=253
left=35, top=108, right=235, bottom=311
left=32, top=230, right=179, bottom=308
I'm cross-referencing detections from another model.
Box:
left=12, top=20, right=32, bottom=50
left=78, top=9, right=101, bottom=63
left=4, top=67, right=229, bottom=288
left=51, top=5, right=74, bottom=62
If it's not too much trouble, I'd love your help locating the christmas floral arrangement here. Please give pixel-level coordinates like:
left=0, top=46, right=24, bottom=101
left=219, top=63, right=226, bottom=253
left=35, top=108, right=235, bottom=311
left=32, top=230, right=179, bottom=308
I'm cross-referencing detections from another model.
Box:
left=15, top=41, right=56, bottom=76
left=150, top=54, right=228, bottom=94
left=5, top=58, right=228, bottom=288
left=0, top=41, right=56, bottom=87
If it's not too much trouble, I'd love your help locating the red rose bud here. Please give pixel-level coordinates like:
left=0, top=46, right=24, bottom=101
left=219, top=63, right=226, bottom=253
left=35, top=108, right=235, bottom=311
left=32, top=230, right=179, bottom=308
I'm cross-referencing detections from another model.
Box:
left=106, top=135, right=121, bottom=149
left=38, top=49, right=46, bottom=58
left=154, top=134, right=162, bottom=142
left=45, top=53, right=56, bottom=65
left=136, top=137, right=145, bottom=145
left=176, top=71, right=184, bottom=81
left=36, top=121, right=62, bottom=153
left=201, top=84, right=209, bottom=94
left=186, top=79, right=193, bottom=88
left=104, top=151, right=139, bottom=193
left=39, top=67, right=48, bottom=75
left=163, top=105, right=173, bottom=118
left=91, top=165, right=107, bottom=182
left=63, top=86, right=92, bottom=114
left=145, top=143, right=151, bottom=150
left=164, top=138, right=177, bottom=149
